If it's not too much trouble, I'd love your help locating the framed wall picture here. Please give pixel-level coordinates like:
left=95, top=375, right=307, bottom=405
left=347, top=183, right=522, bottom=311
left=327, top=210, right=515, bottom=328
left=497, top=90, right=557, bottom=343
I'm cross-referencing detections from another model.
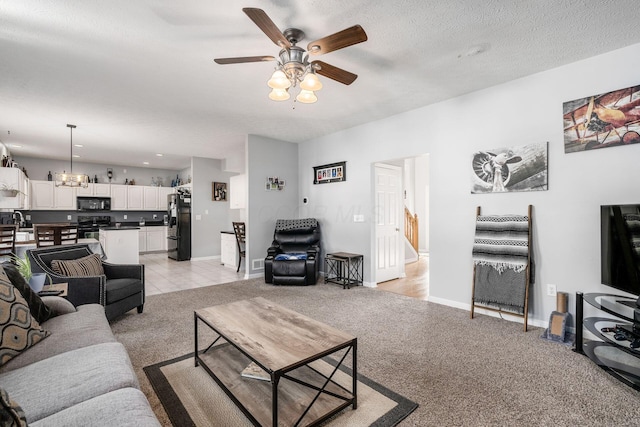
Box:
left=313, top=161, right=346, bottom=184
left=265, top=177, right=285, bottom=191
left=471, top=142, right=548, bottom=194
left=563, top=85, right=640, bottom=153
left=213, top=182, right=227, bottom=201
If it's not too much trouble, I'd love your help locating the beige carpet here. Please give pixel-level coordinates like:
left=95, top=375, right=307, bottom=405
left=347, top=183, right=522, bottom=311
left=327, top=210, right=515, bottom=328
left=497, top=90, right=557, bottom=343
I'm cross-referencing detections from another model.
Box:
left=144, top=352, right=416, bottom=426
left=111, top=278, right=640, bottom=426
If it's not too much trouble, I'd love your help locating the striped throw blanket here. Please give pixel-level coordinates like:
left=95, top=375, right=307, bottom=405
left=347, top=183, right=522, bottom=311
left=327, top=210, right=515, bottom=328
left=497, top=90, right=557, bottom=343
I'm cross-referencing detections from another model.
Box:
left=472, top=214, right=531, bottom=313
left=472, top=214, right=529, bottom=273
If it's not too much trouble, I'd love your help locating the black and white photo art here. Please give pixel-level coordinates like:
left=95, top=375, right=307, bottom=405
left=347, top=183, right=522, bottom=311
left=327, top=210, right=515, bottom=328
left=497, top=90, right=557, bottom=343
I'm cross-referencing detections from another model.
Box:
left=471, top=142, right=548, bottom=194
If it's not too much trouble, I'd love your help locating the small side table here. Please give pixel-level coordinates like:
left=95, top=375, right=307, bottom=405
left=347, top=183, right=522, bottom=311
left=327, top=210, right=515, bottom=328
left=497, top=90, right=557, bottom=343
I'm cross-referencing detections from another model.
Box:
left=40, top=282, right=68, bottom=297
left=324, top=252, right=363, bottom=289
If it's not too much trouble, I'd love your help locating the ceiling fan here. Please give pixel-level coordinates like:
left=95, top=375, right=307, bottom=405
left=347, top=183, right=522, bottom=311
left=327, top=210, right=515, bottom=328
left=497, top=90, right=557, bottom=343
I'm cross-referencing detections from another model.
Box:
left=214, top=8, right=368, bottom=103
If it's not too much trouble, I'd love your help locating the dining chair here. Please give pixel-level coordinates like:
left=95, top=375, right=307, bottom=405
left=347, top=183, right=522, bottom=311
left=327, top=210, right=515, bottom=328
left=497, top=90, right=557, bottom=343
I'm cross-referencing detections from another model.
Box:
left=0, top=224, right=18, bottom=259
left=34, top=224, right=79, bottom=247
left=232, top=222, right=246, bottom=273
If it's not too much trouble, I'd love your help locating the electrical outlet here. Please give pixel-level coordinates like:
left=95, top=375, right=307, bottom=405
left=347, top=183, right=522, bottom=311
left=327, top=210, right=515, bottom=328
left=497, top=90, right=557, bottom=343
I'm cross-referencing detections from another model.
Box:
left=67, top=215, right=72, bottom=220
left=123, top=215, right=127, bottom=220
left=153, top=214, right=157, bottom=219
left=547, top=284, right=557, bottom=297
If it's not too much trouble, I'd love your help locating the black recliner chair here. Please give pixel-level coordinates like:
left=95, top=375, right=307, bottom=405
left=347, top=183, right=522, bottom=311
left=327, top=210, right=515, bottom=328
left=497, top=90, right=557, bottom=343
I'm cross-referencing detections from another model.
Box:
left=265, top=218, right=321, bottom=286
left=27, top=244, right=145, bottom=321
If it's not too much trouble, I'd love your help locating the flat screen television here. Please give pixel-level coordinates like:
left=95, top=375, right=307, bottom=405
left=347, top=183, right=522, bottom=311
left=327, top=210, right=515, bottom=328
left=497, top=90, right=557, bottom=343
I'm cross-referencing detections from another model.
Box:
left=601, top=204, right=640, bottom=298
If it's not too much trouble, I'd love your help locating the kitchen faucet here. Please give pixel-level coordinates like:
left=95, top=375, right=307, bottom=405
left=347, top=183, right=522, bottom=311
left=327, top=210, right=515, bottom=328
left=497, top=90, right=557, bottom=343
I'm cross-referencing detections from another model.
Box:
left=13, top=211, right=24, bottom=228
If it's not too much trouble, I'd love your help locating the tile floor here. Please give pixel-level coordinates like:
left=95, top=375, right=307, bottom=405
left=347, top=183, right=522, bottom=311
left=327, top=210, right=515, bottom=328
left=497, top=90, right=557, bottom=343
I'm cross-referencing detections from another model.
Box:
left=141, top=253, right=244, bottom=296
left=142, top=253, right=429, bottom=301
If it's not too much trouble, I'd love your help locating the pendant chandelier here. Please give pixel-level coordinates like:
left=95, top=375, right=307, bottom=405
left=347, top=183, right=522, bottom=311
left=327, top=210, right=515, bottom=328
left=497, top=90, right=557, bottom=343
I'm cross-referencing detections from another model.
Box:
left=54, top=124, right=89, bottom=188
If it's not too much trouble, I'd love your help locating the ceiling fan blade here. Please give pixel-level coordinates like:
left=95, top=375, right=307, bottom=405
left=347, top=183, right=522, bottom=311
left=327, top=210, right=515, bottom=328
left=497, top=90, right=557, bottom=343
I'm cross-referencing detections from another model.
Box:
left=311, top=61, right=358, bottom=85
left=214, top=56, right=276, bottom=65
left=242, top=8, right=291, bottom=48
left=307, top=25, right=367, bottom=55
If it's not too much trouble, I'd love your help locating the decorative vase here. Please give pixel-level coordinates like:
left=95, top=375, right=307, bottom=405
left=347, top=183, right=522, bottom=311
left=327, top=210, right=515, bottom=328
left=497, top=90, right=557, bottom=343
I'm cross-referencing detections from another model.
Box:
left=28, top=273, right=47, bottom=293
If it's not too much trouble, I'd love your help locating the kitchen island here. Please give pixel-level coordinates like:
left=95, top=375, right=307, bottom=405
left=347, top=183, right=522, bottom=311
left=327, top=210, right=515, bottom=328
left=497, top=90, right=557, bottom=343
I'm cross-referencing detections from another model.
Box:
left=99, top=227, right=140, bottom=264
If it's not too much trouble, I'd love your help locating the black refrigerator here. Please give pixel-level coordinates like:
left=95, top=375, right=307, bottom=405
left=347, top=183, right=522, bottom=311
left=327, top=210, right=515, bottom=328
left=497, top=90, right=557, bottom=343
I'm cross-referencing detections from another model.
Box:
left=167, top=192, right=191, bottom=261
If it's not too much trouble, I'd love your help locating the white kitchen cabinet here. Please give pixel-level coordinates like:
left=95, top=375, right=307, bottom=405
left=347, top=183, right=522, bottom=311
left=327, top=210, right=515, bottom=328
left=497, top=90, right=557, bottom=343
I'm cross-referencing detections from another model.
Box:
left=143, top=186, right=158, bottom=210
left=229, top=174, right=246, bottom=209
left=139, top=226, right=167, bottom=253
left=100, top=228, right=140, bottom=264
left=54, top=185, right=75, bottom=209
left=157, top=187, right=173, bottom=211
left=111, top=185, right=127, bottom=210
left=127, top=186, right=144, bottom=210
left=30, top=180, right=76, bottom=210
left=146, top=227, right=165, bottom=251
left=76, top=183, right=111, bottom=197
left=0, top=167, right=29, bottom=210
left=94, top=183, right=111, bottom=197
left=30, top=180, right=54, bottom=210
left=138, top=228, right=147, bottom=252
left=220, top=231, right=238, bottom=269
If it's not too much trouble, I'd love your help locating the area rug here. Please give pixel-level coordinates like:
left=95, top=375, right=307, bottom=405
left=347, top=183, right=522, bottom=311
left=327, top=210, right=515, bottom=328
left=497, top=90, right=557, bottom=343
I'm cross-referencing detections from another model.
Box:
left=144, top=352, right=417, bottom=427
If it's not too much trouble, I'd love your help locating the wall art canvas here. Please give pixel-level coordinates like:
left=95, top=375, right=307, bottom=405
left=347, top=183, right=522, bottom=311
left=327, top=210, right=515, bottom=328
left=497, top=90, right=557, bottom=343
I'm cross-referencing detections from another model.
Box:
left=563, top=85, right=640, bottom=153
left=471, top=142, right=548, bottom=194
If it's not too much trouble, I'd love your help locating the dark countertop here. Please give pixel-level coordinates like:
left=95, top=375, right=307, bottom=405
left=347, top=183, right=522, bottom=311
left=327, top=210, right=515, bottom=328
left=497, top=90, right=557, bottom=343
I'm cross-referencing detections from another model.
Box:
left=118, top=221, right=167, bottom=227
left=221, top=230, right=234, bottom=234
left=101, top=226, right=140, bottom=231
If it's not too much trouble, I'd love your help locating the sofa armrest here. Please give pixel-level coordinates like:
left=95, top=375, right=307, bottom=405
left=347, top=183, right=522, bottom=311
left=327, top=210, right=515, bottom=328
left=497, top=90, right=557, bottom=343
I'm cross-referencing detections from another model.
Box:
left=42, top=296, right=77, bottom=315
left=306, top=245, right=320, bottom=259
left=103, top=262, right=144, bottom=281
left=267, top=242, right=281, bottom=257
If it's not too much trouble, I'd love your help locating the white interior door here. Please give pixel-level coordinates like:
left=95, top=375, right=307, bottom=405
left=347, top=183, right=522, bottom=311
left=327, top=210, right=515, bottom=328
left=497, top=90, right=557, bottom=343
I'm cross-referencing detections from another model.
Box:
left=375, top=164, right=402, bottom=283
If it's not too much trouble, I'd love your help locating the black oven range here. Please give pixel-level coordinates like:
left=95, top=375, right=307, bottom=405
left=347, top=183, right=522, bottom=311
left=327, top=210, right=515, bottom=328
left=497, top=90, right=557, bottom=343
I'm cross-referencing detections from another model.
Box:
left=77, top=215, right=112, bottom=238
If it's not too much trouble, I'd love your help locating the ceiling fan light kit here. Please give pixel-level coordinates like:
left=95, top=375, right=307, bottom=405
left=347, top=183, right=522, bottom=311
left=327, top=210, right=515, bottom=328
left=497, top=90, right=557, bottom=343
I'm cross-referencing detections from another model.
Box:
left=215, top=8, right=367, bottom=105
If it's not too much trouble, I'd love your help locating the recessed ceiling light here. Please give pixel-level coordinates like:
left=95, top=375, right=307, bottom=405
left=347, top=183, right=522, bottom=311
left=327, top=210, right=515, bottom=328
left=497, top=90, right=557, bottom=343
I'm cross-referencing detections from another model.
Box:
left=8, top=144, right=22, bottom=148
left=72, top=154, right=80, bottom=158
left=74, top=144, right=83, bottom=148
left=143, top=161, right=149, bottom=165
left=156, top=153, right=163, bottom=157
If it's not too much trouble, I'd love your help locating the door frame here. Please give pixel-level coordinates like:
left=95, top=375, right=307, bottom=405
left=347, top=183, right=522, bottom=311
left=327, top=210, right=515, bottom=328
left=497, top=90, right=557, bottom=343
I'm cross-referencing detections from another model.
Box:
left=372, top=162, right=404, bottom=285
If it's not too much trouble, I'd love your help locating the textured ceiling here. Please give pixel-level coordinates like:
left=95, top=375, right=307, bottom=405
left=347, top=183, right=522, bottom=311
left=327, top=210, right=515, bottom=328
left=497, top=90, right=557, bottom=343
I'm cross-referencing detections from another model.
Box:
left=1, top=0, right=640, bottom=170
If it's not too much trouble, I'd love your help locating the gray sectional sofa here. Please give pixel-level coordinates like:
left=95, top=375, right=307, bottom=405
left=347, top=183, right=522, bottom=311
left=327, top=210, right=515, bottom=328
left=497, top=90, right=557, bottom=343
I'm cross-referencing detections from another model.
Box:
left=0, top=297, right=160, bottom=426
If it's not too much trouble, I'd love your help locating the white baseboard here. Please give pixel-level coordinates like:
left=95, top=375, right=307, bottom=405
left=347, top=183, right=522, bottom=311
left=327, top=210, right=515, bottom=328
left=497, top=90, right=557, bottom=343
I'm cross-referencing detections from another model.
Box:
left=427, top=296, right=549, bottom=329
left=190, top=255, right=220, bottom=261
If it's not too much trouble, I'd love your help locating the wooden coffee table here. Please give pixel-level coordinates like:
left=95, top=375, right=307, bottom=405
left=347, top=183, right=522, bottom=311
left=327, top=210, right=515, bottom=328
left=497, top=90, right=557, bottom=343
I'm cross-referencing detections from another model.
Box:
left=194, top=297, right=357, bottom=426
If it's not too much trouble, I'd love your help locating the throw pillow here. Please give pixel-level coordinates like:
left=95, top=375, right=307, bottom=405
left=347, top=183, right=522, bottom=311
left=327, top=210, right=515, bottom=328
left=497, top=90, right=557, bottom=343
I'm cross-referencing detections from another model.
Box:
left=0, top=387, right=28, bottom=427
left=0, top=272, right=50, bottom=367
left=50, top=253, right=104, bottom=277
left=1, top=262, right=54, bottom=324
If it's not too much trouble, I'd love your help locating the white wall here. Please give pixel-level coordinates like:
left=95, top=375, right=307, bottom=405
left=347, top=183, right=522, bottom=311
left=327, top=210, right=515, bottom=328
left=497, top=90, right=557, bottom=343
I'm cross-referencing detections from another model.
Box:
left=190, top=157, right=234, bottom=258
left=298, top=42, right=640, bottom=326
left=13, top=156, right=177, bottom=187
left=246, top=135, right=299, bottom=277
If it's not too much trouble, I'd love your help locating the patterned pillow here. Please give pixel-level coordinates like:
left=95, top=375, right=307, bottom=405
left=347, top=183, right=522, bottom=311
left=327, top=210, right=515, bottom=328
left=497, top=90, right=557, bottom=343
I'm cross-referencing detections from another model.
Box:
left=0, top=387, right=28, bottom=426
left=1, top=262, right=53, bottom=324
left=0, top=271, right=50, bottom=366
left=50, top=253, right=104, bottom=277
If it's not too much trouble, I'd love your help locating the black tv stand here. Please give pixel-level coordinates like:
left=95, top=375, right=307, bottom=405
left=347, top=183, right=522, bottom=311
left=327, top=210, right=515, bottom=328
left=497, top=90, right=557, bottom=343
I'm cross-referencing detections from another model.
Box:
left=575, top=292, right=640, bottom=391
left=617, top=299, right=637, bottom=309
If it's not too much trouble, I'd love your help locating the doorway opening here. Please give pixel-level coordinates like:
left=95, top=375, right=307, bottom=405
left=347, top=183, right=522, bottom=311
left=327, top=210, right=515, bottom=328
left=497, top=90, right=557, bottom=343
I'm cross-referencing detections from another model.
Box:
left=373, top=154, right=429, bottom=299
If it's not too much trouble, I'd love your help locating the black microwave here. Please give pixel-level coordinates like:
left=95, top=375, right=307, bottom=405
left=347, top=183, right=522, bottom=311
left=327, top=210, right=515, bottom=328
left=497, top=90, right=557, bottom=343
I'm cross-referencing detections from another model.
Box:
left=77, top=197, right=111, bottom=211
